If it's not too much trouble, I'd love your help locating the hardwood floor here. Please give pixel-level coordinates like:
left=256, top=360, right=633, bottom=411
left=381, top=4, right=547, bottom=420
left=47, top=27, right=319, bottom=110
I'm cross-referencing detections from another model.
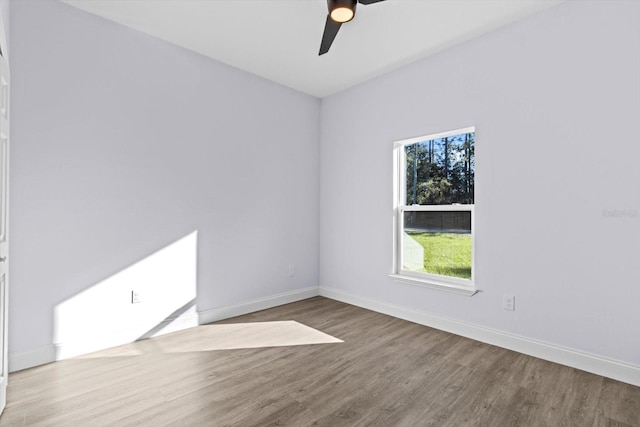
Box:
left=1, top=296, right=639, bottom=426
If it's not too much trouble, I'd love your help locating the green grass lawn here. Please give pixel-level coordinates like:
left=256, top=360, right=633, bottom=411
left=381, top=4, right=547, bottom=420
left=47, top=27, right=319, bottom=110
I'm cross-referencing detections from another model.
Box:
left=406, top=232, right=472, bottom=279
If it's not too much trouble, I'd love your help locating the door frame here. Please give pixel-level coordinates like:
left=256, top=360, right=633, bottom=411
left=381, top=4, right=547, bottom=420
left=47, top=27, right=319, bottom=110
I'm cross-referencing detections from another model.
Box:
left=0, top=3, right=9, bottom=415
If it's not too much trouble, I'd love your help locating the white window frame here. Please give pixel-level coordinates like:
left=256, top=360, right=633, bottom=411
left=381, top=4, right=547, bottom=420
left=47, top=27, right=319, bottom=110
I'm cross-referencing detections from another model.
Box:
left=390, top=127, right=477, bottom=296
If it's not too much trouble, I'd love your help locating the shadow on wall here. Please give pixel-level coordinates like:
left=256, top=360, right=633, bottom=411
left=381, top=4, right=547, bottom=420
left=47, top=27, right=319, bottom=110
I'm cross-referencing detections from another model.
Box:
left=53, top=231, right=199, bottom=359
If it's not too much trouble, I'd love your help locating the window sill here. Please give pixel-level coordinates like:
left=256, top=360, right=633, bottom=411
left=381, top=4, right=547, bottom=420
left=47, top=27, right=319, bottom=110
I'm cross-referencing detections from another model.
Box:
left=389, top=274, right=479, bottom=296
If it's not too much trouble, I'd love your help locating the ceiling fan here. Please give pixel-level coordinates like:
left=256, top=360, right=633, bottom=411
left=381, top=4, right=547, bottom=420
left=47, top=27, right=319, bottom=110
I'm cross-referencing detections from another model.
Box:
left=319, top=0, right=387, bottom=55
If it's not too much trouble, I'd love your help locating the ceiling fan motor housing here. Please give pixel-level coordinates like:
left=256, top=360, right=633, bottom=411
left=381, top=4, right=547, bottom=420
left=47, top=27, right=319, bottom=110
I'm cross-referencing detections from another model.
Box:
left=328, top=0, right=357, bottom=23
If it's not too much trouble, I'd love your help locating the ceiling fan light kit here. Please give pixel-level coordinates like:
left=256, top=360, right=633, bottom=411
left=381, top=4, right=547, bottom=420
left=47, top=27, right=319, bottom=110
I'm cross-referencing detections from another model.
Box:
left=329, top=0, right=357, bottom=23
left=319, top=0, right=386, bottom=56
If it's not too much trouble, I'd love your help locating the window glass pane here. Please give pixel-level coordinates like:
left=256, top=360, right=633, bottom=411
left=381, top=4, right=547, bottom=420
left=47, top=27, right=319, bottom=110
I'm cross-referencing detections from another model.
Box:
left=404, top=131, right=474, bottom=205
left=402, top=211, right=471, bottom=279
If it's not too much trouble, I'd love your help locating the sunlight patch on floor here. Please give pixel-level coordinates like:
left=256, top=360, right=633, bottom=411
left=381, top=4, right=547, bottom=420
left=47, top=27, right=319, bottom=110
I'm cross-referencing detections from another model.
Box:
left=76, top=345, right=144, bottom=359
left=159, top=320, right=343, bottom=353
left=73, top=320, right=343, bottom=359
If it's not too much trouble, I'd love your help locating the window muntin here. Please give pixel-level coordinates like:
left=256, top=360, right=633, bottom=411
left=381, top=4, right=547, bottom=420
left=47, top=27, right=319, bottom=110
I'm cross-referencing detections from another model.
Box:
left=394, top=127, right=475, bottom=291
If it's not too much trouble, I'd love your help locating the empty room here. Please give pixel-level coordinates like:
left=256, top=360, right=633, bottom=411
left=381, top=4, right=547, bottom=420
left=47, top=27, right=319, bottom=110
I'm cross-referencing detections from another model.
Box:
left=0, top=0, right=639, bottom=425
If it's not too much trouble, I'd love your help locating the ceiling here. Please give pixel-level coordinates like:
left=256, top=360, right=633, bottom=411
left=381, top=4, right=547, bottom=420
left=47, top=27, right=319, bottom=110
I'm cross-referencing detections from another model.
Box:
left=60, top=0, right=562, bottom=98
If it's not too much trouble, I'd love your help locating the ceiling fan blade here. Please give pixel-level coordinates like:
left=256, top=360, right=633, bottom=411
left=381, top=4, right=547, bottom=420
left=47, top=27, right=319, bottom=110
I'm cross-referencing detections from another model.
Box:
left=358, top=0, right=385, bottom=4
left=319, top=15, right=342, bottom=55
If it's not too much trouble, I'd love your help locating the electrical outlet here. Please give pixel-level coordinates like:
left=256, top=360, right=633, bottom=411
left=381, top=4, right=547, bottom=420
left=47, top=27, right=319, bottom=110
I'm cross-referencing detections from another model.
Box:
left=131, top=290, right=141, bottom=304
left=288, top=264, right=295, bottom=277
left=503, top=295, right=515, bottom=311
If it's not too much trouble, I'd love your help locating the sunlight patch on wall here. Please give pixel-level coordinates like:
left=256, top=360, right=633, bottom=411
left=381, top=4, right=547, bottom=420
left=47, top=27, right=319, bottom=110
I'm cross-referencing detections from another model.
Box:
left=53, top=231, right=198, bottom=359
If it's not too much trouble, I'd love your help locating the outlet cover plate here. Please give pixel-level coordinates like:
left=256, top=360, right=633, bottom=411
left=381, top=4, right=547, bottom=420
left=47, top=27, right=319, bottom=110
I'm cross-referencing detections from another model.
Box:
left=503, top=295, right=515, bottom=311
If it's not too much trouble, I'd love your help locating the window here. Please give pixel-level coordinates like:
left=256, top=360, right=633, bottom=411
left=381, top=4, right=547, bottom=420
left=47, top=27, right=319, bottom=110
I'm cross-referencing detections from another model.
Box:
left=392, top=127, right=476, bottom=295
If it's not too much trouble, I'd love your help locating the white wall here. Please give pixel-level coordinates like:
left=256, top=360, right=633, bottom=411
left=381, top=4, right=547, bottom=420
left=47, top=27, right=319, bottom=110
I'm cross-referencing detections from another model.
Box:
left=320, top=0, right=640, bottom=367
left=9, top=0, right=319, bottom=359
left=8, top=0, right=640, bottom=382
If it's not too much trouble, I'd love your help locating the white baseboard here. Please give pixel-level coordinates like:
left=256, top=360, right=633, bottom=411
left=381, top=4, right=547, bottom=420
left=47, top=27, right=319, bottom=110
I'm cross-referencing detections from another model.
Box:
left=53, top=312, right=201, bottom=360
left=319, top=286, right=640, bottom=387
left=16, top=286, right=635, bottom=388
left=141, top=312, right=200, bottom=338
left=9, top=287, right=320, bottom=373
left=198, top=287, right=319, bottom=325
left=9, top=345, right=56, bottom=373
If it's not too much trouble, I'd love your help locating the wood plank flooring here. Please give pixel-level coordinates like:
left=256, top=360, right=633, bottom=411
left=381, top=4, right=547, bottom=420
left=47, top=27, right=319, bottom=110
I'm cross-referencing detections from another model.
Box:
left=1, top=296, right=639, bottom=426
